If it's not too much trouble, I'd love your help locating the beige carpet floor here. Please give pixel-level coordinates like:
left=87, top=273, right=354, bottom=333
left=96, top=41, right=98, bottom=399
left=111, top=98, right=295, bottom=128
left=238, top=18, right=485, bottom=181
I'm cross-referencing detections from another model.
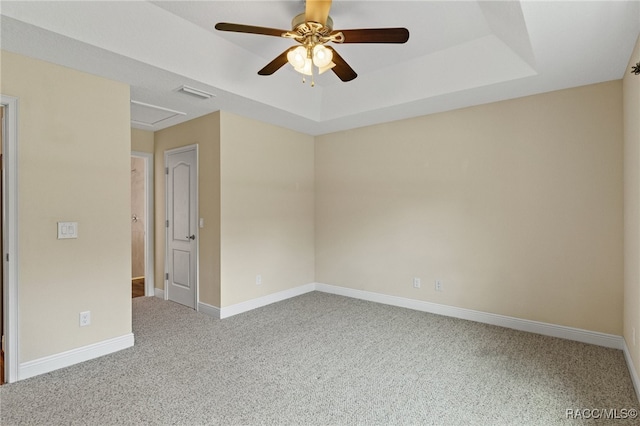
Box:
left=0, top=292, right=638, bottom=425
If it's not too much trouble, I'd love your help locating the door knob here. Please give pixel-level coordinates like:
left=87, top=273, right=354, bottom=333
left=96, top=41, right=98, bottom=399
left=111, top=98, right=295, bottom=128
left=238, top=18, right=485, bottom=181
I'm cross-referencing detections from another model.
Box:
left=187, top=234, right=195, bottom=240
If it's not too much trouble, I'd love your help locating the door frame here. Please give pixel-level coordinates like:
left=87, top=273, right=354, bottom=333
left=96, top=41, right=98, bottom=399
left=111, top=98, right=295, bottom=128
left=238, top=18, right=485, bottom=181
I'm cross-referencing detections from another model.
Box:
left=2, top=95, right=18, bottom=383
left=131, top=151, right=155, bottom=297
left=164, top=144, right=199, bottom=309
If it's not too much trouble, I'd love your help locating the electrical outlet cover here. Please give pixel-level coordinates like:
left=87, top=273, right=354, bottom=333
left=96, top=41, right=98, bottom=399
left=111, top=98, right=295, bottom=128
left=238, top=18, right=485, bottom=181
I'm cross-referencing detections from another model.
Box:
left=79, top=311, right=91, bottom=327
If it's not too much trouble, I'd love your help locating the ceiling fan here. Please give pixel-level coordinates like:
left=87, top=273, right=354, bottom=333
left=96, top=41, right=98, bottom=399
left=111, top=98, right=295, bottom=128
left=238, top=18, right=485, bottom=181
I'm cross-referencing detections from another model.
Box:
left=215, top=0, right=409, bottom=86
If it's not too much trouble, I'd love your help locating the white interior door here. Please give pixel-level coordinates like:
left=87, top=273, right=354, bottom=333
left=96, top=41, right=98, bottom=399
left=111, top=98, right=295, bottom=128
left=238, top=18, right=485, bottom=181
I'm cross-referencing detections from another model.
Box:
left=166, top=146, right=197, bottom=309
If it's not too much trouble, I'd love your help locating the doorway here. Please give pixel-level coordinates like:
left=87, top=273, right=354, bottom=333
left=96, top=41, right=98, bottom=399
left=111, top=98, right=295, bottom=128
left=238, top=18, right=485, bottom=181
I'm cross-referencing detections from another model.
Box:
left=131, top=152, right=154, bottom=298
left=131, top=156, right=145, bottom=297
left=165, top=145, right=198, bottom=309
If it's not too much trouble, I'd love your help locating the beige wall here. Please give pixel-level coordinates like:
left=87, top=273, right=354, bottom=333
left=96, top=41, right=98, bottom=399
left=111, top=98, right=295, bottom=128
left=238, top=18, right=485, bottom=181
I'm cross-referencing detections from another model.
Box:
left=1, top=51, right=132, bottom=362
left=219, top=111, right=315, bottom=307
left=316, top=81, right=623, bottom=335
left=131, top=128, right=154, bottom=153
left=154, top=112, right=221, bottom=307
left=624, top=35, right=640, bottom=375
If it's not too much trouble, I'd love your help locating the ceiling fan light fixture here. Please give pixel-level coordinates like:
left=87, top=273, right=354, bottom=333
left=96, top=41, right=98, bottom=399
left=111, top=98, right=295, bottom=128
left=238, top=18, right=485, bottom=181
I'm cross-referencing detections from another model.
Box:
left=288, top=44, right=334, bottom=78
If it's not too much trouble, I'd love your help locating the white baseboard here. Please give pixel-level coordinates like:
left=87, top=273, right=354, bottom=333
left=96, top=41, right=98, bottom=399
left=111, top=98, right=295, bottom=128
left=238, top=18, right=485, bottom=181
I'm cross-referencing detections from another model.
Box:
left=154, top=288, right=165, bottom=299
left=315, top=283, right=624, bottom=350
left=623, top=340, right=640, bottom=403
left=198, top=301, right=221, bottom=319
left=214, top=282, right=623, bottom=350
left=219, top=282, right=316, bottom=319
left=19, top=333, right=135, bottom=381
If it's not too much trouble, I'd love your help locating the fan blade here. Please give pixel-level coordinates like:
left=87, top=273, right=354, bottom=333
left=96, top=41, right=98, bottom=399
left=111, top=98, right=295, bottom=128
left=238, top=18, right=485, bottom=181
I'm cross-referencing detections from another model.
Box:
left=327, top=47, right=357, bottom=82
left=335, top=28, right=410, bottom=44
left=215, top=22, right=287, bottom=37
left=305, top=0, right=332, bottom=26
left=258, top=49, right=291, bottom=76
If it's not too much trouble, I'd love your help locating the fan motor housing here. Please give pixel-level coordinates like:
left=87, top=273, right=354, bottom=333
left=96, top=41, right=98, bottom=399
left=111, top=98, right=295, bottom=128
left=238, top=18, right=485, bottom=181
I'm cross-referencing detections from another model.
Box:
left=291, top=12, right=334, bottom=36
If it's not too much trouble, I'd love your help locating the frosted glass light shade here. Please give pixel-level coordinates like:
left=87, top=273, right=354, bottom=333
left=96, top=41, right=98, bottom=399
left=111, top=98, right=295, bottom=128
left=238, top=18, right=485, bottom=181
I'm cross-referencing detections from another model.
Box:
left=295, top=58, right=313, bottom=76
left=287, top=46, right=307, bottom=69
left=312, top=44, right=333, bottom=68
left=318, top=61, right=336, bottom=74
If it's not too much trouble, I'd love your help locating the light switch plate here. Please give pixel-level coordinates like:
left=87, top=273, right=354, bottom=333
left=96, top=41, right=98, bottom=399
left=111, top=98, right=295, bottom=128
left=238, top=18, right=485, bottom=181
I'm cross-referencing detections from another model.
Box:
left=57, top=222, right=78, bottom=239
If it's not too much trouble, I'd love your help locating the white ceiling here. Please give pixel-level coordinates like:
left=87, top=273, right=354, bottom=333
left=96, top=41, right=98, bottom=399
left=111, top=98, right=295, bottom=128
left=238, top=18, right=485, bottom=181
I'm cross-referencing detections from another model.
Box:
left=1, top=1, right=639, bottom=136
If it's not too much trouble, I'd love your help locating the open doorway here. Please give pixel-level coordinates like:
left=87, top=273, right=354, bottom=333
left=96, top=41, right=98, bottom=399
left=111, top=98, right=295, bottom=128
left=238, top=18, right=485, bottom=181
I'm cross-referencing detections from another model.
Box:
left=131, top=152, right=154, bottom=298
left=131, top=156, right=145, bottom=297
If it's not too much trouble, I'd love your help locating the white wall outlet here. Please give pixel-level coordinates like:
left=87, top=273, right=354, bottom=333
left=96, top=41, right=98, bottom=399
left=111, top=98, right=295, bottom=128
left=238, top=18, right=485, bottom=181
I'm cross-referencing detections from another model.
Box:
left=413, top=277, right=421, bottom=289
left=256, top=274, right=262, bottom=285
left=435, top=280, right=443, bottom=291
left=79, top=311, right=91, bottom=327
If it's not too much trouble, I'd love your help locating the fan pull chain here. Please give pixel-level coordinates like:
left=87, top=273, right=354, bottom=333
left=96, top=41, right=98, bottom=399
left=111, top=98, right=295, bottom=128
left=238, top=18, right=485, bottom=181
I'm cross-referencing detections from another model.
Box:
left=300, top=71, right=315, bottom=87
left=311, top=64, right=315, bottom=87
